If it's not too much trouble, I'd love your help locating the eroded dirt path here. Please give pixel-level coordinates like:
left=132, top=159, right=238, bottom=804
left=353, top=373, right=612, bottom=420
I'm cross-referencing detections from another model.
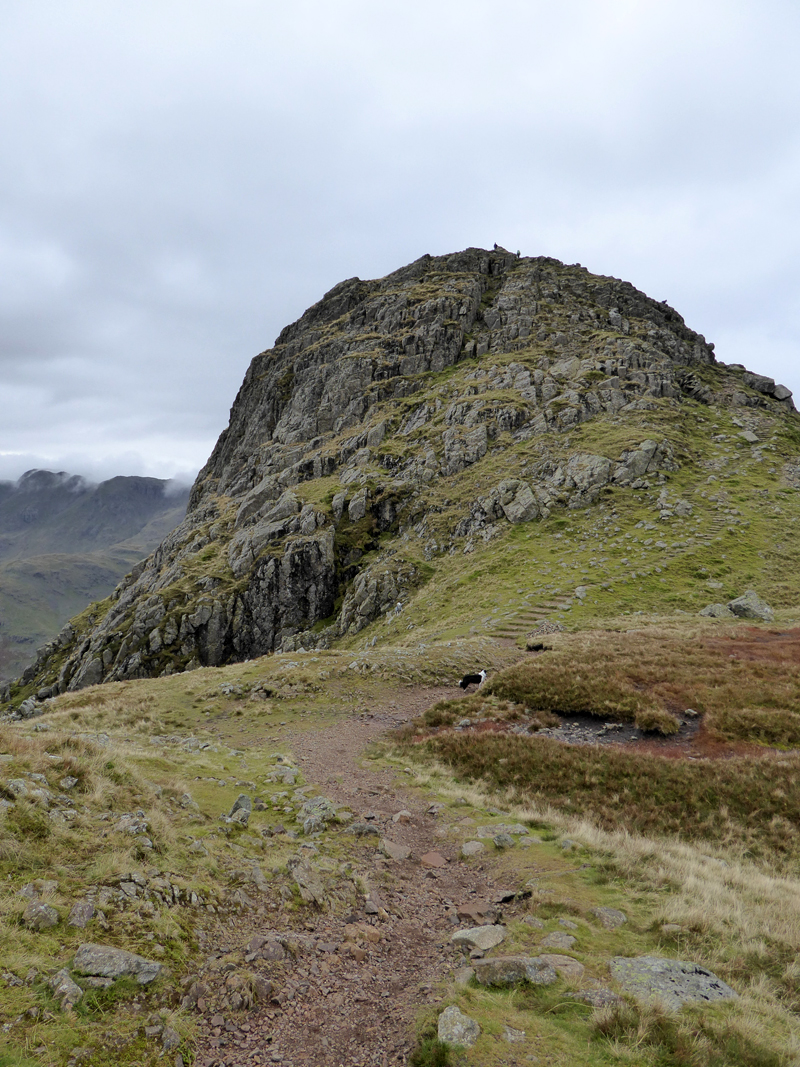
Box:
left=191, top=684, right=525, bottom=1067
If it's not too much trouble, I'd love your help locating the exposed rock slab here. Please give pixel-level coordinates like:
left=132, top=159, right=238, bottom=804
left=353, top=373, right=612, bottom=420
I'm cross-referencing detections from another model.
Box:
left=73, top=943, right=163, bottom=985
left=610, top=956, right=738, bottom=1010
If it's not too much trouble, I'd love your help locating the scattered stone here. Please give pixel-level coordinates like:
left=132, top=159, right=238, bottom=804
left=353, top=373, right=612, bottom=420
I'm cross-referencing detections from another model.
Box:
left=392, top=810, right=412, bottom=823
left=661, top=923, right=683, bottom=934
left=493, top=833, right=514, bottom=850
left=456, top=903, right=498, bottom=924
left=60, top=776, right=79, bottom=791
left=452, top=925, right=505, bottom=951
left=461, top=841, right=485, bottom=858
left=523, top=915, right=545, bottom=928
left=437, top=1005, right=480, bottom=1047
left=593, top=906, right=627, bottom=929
left=162, top=1027, right=181, bottom=1052
left=420, top=851, right=447, bottom=868
left=23, top=901, right=59, bottom=930
left=541, top=932, right=576, bottom=950
left=349, top=822, right=380, bottom=837
left=68, top=902, right=96, bottom=929
left=610, top=956, right=738, bottom=1010
left=472, top=955, right=558, bottom=987
left=475, top=823, right=529, bottom=838
left=453, top=966, right=474, bottom=986
left=503, top=1025, right=526, bottom=1043
left=229, top=795, right=252, bottom=826
left=286, top=855, right=326, bottom=905
left=539, top=954, right=585, bottom=979
left=73, top=943, right=163, bottom=985
left=380, top=839, right=411, bottom=861
left=559, top=918, right=578, bottom=929
left=298, top=796, right=337, bottom=835
left=48, top=968, right=83, bottom=1010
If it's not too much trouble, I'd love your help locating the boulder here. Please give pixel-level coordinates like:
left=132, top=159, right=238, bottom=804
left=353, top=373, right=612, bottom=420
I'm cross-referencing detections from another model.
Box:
left=699, top=603, right=734, bottom=619
left=73, top=943, right=163, bottom=984
left=727, top=590, right=774, bottom=622
left=48, top=968, right=83, bottom=1010
left=593, top=906, right=628, bottom=929
left=538, top=953, right=585, bottom=979
left=437, top=1005, right=480, bottom=1047
left=23, top=901, right=60, bottom=930
left=451, top=924, right=505, bottom=951
left=610, top=956, right=738, bottom=1010
left=298, top=796, right=337, bottom=835
left=472, top=955, right=558, bottom=987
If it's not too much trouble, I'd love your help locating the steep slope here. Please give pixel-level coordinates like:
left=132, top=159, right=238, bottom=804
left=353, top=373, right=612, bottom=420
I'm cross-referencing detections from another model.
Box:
left=9, top=247, right=798, bottom=702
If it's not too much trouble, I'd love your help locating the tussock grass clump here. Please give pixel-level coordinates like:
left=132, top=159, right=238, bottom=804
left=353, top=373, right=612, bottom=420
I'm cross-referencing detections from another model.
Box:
left=485, top=624, right=800, bottom=743
left=417, top=694, right=558, bottom=731
left=592, top=999, right=786, bottom=1067
left=419, top=732, right=800, bottom=861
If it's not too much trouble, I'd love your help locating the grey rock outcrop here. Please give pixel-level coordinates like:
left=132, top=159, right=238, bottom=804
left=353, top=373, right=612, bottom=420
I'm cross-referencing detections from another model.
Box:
left=12, top=247, right=795, bottom=697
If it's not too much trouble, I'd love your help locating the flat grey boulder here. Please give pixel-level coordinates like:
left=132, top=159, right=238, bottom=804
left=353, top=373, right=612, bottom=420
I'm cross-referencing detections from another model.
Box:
left=437, top=1005, right=480, bottom=1047
left=73, top=943, right=163, bottom=985
left=451, top=924, right=505, bottom=951
left=610, top=956, right=738, bottom=1010
left=727, top=590, right=774, bottom=622
left=472, top=955, right=558, bottom=987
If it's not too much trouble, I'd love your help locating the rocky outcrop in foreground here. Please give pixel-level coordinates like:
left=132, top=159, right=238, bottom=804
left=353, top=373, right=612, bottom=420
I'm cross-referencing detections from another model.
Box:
left=8, top=247, right=796, bottom=700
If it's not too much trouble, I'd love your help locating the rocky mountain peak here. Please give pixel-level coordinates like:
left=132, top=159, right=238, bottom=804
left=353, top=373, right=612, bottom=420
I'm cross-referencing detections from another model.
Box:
left=8, top=248, right=796, bottom=702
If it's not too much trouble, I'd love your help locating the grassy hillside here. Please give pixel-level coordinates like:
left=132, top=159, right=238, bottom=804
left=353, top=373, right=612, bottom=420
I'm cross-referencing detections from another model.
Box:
left=1, top=621, right=800, bottom=1065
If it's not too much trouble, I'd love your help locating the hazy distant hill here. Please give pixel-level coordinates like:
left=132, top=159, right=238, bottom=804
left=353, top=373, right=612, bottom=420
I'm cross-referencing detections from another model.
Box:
left=0, top=471, right=189, bottom=680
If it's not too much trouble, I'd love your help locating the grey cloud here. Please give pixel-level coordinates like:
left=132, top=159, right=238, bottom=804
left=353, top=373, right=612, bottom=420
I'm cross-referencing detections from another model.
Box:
left=0, top=0, right=798, bottom=483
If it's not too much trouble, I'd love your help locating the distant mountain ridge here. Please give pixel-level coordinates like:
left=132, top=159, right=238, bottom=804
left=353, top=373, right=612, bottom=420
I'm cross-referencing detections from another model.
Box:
left=0, top=470, right=190, bottom=561
left=0, top=471, right=190, bottom=680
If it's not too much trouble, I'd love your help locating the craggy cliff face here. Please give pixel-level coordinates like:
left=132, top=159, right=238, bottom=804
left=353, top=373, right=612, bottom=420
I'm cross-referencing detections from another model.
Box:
left=11, top=247, right=795, bottom=699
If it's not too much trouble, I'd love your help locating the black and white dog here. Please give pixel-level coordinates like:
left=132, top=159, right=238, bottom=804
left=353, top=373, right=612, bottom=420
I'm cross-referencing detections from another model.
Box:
left=459, top=669, right=487, bottom=690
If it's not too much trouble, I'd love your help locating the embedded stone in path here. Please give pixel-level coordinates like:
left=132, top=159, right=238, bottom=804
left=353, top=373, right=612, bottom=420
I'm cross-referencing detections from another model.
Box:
left=473, top=955, right=558, bottom=987
left=420, top=850, right=447, bottom=868
left=593, top=906, right=627, bottom=929
left=539, top=954, right=585, bottom=980
left=73, top=943, right=163, bottom=985
left=452, top=924, right=506, bottom=951
left=380, top=838, right=411, bottom=861
left=461, top=840, right=485, bottom=858
left=541, top=931, right=576, bottom=950
left=610, top=956, right=738, bottom=1010
left=438, top=1005, right=480, bottom=1047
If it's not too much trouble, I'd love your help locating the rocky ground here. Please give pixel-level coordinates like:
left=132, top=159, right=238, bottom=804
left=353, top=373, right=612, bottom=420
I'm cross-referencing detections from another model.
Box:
left=185, top=681, right=736, bottom=1067
left=191, top=685, right=505, bottom=1067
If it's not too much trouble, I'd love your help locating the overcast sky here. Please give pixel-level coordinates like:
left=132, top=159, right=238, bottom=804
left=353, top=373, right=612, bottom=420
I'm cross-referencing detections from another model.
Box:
left=1, top=0, right=799, bottom=484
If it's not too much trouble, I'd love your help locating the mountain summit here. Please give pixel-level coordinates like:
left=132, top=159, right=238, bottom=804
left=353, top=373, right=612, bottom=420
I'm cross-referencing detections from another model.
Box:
left=9, top=247, right=797, bottom=701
